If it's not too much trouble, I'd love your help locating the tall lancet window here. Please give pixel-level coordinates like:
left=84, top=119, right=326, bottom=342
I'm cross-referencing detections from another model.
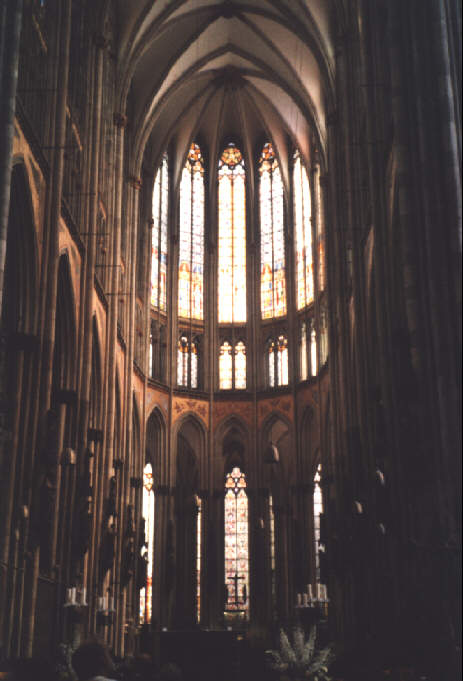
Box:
left=219, top=340, right=246, bottom=390
left=259, top=142, right=286, bottom=318
left=313, top=464, right=323, bottom=582
left=224, top=467, right=249, bottom=619
left=218, top=144, right=246, bottom=324
left=178, top=143, right=204, bottom=320
left=293, top=150, right=314, bottom=309
left=140, top=463, right=155, bottom=624
left=267, top=335, right=289, bottom=387
left=151, top=154, right=169, bottom=311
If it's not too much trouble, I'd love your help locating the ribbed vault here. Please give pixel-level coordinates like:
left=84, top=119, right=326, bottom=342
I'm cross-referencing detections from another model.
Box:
left=114, top=0, right=334, bottom=177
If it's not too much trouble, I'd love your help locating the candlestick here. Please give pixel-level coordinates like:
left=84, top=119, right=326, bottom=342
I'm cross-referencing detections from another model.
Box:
left=297, top=593, right=302, bottom=606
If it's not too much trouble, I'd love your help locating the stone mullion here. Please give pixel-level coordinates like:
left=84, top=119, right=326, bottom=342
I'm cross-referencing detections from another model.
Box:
left=75, top=35, right=104, bottom=636
left=0, top=0, right=23, bottom=313
left=114, top=178, right=140, bottom=654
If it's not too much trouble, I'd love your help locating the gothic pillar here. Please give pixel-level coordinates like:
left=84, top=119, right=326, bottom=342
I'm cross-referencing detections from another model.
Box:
left=0, top=0, right=22, bottom=316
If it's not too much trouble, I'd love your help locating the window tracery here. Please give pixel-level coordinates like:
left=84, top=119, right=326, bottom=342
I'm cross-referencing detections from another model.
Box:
left=219, top=340, right=246, bottom=390
left=267, top=334, right=289, bottom=387
left=179, top=143, right=204, bottom=320
left=151, top=154, right=168, bottom=312
left=224, top=467, right=249, bottom=619
left=293, top=150, right=314, bottom=310
left=177, top=333, right=200, bottom=389
left=259, top=142, right=286, bottom=319
left=140, top=463, right=154, bottom=624
left=218, top=144, right=246, bottom=324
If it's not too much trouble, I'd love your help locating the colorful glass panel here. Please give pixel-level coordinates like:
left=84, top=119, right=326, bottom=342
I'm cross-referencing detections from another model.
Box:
left=300, top=322, right=308, bottom=380
left=140, top=463, right=155, bottom=624
left=151, top=154, right=169, bottom=311
left=277, top=335, right=289, bottom=386
left=178, top=143, right=204, bottom=320
left=219, top=341, right=233, bottom=389
left=224, top=467, right=249, bottom=616
left=191, top=340, right=198, bottom=389
left=315, top=165, right=325, bottom=292
left=177, top=335, right=189, bottom=386
left=310, top=321, right=317, bottom=377
left=314, top=465, right=323, bottom=581
left=268, top=340, right=275, bottom=388
left=196, top=496, right=202, bottom=623
left=235, top=341, right=246, bottom=390
left=293, top=151, right=314, bottom=309
left=259, top=143, right=286, bottom=319
left=218, top=144, right=246, bottom=324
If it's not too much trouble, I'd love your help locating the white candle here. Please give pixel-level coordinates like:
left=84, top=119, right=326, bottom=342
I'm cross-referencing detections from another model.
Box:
left=303, top=593, right=308, bottom=606
left=71, top=587, right=77, bottom=605
left=317, top=583, right=322, bottom=601
left=308, top=584, right=314, bottom=600
left=297, top=593, right=302, bottom=605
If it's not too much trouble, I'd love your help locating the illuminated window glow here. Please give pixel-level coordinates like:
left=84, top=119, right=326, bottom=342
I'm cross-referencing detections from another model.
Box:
left=310, top=321, right=317, bottom=377
left=293, top=151, right=314, bottom=309
left=140, top=463, right=155, bottom=623
left=219, top=341, right=233, bottom=390
left=218, top=144, right=246, bottom=324
left=196, top=496, right=202, bottom=623
left=267, top=335, right=288, bottom=387
left=178, top=143, right=204, bottom=320
left=315, top=165, right=326, bottom=292
left=220, top=340, right=246, bottom=390
left=300, top=322, right=308, bottom=380
left=224, top=467, right=249, bottom=618
left=177, top=334, right=199, bottom=389
left=314, top=464, right=323, bottom=581
left=151, top=154, right=168, bottom=311
left=259, top=143, right=286, bottom=319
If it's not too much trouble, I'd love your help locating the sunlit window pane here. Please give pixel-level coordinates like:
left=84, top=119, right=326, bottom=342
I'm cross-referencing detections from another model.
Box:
left=179, top=143, right=204, bottom=320
left=151, top=154, right=169, bottom=311
left=140, top=463, right=155, bottom=624
left=277, top=335, right=289, bottom=386
left=177, top=335, right=189, bottom=386
left=235, top=341, right=246, bottom=389
left=218, top=145, right=246, bottom=323
left=300, top=322, right=308, bottom=380
left=310, top=321, right=317, bottom=377
left=224, top=467, right=249, bottom=618
left=219, top=341, right=233, bottom=389
left=314, top=465, right=323, bottom=581
left=294, top=151, right=313, bottom=309
left=259, top=142, right=286, bottom=319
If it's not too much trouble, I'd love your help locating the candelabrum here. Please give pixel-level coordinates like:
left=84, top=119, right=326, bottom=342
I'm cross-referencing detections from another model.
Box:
left=295, top=583, right=329, bottom=618
left=96, top=591, right=116, bottom=627
left=63, top=585, right=88, bottom=622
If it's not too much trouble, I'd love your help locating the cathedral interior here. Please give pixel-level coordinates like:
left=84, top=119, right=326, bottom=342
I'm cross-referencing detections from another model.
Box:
left=0, top=1, right=461, bottom=680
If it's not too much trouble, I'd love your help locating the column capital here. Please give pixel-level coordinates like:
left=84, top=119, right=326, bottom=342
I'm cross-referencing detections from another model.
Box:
left=113, top=112, right=128, bottom=128
left=128, top=176, right=142, bottom=190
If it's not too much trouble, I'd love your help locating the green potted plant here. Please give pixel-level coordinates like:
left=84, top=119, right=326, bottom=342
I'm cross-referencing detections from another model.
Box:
left=265, top=625, right=335, bottom=681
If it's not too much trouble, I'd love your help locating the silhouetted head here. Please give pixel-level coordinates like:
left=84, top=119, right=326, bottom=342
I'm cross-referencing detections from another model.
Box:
left=71, top=641, right=115, bottom=680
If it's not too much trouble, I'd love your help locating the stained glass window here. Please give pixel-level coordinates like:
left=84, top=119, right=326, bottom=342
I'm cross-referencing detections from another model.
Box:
left=310, top=321, right=317, bottom=377
left=224, top=467, right=249, bottom=618
left=218, top=144, right=246, bottom=324
left=151, top=154, right=169, bottom=311
left=196, top=495, right=202, bottom=623
left=320, top=307, right=328, bottom=367
left=300, top=322, right=308, bottom=381
left=269, top=493, right=276, bottom=616
left=179, top=143, right=204, bottom=320
left=315, top=165, right=326, bottom=292
left=235, top=341, right=246, bottom=390
left=177, top=334, right=199, bottom=389
left=313, top=464, right=323, bottom=582
left=267, top=335, right=288, bottom=387
left=177, top=335, right=189, bottom=387
left=220, top=340, right=246, bottom=390
left=140, top=463, right=154, bottom=624
left=259, top=142, right=286, bottom=319
left=219, top=341, right=233, bottom=390
left=293, top=151, right=314, bottom=309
